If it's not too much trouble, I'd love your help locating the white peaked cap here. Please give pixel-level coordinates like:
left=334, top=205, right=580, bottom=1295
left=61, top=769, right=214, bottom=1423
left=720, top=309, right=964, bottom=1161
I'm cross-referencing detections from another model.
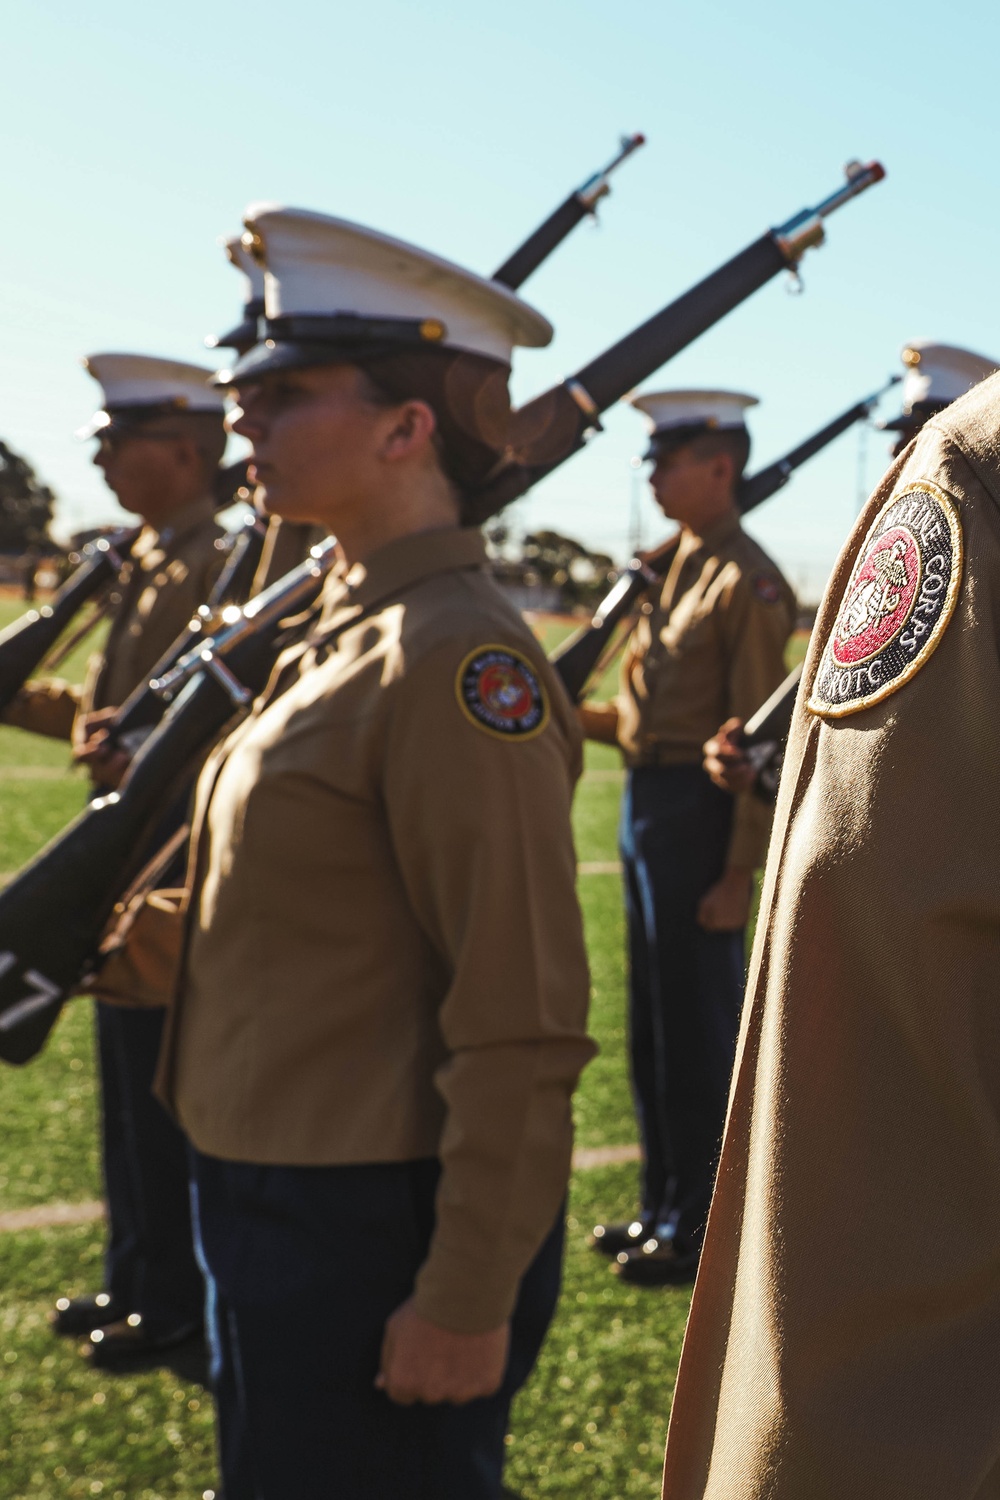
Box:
left=630, top=389, right=758, bottom=440
left=898, top=339, right=999, bottom=413
left=223, top=234, right=266, bottom=302
left=205, top=235, right=268, bottom=353
left=226, top=203, right=553, bottom=380
left=78, top=353, right=227, bottom=437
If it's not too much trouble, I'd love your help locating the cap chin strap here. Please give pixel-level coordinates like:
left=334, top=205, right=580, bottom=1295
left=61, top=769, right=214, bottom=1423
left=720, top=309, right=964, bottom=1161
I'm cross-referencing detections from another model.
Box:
left=264, top=314, right=448, bottom=347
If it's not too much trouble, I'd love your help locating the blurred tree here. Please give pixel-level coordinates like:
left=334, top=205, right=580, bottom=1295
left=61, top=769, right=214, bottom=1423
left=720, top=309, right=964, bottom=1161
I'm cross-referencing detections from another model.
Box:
left=0, top=440, right=55, bottom=552
left=521, top=530, right=615, bottom=607
left=490, top=526, right=615, bottom=610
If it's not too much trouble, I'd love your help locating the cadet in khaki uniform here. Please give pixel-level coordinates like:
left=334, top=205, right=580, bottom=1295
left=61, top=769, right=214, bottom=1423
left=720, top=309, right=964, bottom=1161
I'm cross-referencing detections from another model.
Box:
left=3, top=355, right=227, bottom=1361
left=580, top=392, right=795, bottom=1284
left=704, top=340, right=1000, bottom=803
left=155, top=205, right=594, bottom=1499
left=660, top=368, right=1000, bottom=1498
left=206, top=230, right=327, bottom=592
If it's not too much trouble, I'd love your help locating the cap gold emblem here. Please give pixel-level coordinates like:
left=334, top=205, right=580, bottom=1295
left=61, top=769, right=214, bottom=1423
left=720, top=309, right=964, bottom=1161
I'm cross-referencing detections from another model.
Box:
left=241, top=228, right=266, bottom=266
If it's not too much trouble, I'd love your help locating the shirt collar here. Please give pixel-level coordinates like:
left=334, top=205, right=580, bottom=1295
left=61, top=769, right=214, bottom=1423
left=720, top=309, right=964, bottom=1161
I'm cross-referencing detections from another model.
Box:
left=683, top=509, right=742, bottom=557
left=134, top=494, right=218, bottom=558
left=317, top=527, right=487, bottom=630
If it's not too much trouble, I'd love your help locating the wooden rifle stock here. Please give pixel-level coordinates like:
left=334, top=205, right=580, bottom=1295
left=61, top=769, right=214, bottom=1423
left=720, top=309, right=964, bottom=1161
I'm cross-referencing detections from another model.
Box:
left=0, top=542, right=338, bottom=1064
left=0, top=529, right=141, bottom=715
left=492, top=133, right=645, bottom=290
left=550, top=375, right=896, bottom=702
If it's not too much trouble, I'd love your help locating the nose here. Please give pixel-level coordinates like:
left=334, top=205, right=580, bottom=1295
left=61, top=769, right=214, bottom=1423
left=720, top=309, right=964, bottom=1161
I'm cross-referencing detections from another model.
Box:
left=227, top=390, right=266, bottom=444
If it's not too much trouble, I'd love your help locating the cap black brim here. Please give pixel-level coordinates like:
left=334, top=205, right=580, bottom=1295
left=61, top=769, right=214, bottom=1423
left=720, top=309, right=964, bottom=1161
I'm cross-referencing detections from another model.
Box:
left=219, top=338, right=452, bottom=386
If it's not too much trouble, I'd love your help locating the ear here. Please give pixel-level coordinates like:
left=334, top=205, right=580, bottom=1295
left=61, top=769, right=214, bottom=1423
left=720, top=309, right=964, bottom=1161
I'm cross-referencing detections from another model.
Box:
left=711, top=450, right=737, bottom=487
left=172, top=434, right=204, bottom=475
left=379, top=400, right=438, bottom=465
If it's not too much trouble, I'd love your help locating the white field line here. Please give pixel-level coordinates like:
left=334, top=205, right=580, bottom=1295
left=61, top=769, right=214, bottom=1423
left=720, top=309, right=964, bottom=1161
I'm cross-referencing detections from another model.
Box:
left=578, top=861, right=622, bottom=875
left=0, top=1145, right=642, bottom=1234
left=0, top=765, right=76, bottom=779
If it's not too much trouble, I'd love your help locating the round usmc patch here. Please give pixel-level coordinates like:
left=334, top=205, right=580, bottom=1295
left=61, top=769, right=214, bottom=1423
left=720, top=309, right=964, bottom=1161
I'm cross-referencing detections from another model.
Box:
left=809, top=480, right=963, bottom=718
left=456, top=645, right=549, bottom=740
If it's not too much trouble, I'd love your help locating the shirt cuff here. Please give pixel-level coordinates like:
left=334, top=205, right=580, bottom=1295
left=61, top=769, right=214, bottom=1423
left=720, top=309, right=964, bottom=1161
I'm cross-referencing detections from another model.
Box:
left=412, top=1241, right=527, bottom=1334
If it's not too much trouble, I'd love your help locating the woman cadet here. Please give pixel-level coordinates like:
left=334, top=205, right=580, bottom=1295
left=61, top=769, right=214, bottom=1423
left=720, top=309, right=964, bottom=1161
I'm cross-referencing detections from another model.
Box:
left=154, top=204, right=595, bottom=1499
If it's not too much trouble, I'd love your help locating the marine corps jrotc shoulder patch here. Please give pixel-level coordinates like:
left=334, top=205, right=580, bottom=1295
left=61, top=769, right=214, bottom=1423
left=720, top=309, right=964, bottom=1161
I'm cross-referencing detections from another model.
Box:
left=809, top=480, right=963, bottom=717
left=456, top=644, right=549, bottom=740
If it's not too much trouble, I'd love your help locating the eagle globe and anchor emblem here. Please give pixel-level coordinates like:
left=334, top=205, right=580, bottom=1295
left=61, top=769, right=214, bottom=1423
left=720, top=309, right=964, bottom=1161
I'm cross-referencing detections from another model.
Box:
left=810, top=482, right=963, bottom=717
left=832, top=532, right=918, bottom=664
left=457, top=645, right=550, bottom=739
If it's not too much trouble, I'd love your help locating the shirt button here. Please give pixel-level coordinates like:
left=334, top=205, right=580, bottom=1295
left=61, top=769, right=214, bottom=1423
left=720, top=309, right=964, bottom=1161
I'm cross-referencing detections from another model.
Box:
left=641, top=602, right=654, bottom=616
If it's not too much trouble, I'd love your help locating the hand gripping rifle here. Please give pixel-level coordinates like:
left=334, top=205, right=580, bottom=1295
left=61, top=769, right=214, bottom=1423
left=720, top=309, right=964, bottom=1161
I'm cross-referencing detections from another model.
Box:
left=492, top=133, right=646, bottom=289
left=550, top=374, right=899, bottom=701
left=0, top=540, right=339, bottom=1064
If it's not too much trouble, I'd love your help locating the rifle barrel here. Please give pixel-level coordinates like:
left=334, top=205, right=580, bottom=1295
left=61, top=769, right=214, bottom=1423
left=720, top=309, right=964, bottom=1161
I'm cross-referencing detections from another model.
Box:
left=738, top=374, right=900, bottom=513
left=492, top=133, right=646, bottom=290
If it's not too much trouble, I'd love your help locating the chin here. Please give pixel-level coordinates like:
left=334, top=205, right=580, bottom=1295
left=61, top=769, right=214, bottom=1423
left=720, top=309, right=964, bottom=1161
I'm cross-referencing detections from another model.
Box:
left=260, top=490, right=321, bottom=526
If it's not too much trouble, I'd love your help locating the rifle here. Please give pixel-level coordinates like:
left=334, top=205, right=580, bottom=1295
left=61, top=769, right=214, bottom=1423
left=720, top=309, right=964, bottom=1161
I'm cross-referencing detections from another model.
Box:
left=550, top=375, right=898, bottom=700
left=0, top=540, right=339, bottom=1063
left=492, top=133, right=646, bottom=289
left=0, top=459, right=253, bottom=719
left=0, top=159, right=885, bottom=1061
left=0, top=528, right=140, bottom=716
left=465, top=159, right=885, bottom=527
left=110, top=510, right=270, bottom=754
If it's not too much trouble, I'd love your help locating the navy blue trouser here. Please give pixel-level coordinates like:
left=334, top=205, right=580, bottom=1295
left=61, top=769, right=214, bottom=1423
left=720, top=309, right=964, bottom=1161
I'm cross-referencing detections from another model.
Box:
left=619, top=764, right=746, bottom=1251
left=190, top=1152, right=564, bottom=1500
left=96, top=1002, right=204, bottom=1327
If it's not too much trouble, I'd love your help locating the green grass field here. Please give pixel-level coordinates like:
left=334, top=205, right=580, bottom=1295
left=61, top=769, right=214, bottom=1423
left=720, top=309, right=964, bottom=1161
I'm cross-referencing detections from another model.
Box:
left=0, top=599, right=802, bottom=1498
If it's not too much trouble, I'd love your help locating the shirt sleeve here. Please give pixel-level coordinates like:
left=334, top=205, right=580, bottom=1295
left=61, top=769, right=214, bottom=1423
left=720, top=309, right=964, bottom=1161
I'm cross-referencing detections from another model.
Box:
left=1, top=678, right=81, bottom=740
left=721, top=570, right=796, bottom=869
left=382, top=637, right=595, bottom=1333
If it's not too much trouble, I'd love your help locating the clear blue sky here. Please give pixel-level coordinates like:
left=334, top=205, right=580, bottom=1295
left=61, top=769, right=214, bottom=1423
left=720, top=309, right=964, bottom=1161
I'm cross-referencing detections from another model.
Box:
left=3, top=0, right=999, bottom=598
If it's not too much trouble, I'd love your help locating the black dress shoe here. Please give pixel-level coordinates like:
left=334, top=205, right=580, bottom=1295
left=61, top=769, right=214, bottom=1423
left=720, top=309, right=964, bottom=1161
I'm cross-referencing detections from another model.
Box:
left=51, top=1292, right=127, bottom=1336
left=588, top=1217, right=652, bottom=1256
left=87, top=1313, right=203, bottom=1367
left=612, top=1235, right=700, bottom=1286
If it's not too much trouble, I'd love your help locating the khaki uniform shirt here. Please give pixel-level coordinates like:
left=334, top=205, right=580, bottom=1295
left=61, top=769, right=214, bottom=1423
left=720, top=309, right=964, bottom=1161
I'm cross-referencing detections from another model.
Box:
left=661, top=373, right=1000, bottom=1499
left=589, top=514, right=795, bottom=868
left=250, top=516, right=328, bottom=595
left=3, top=496, right=224, bottom=739
left=157, top=526, right=595, bottom=1335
